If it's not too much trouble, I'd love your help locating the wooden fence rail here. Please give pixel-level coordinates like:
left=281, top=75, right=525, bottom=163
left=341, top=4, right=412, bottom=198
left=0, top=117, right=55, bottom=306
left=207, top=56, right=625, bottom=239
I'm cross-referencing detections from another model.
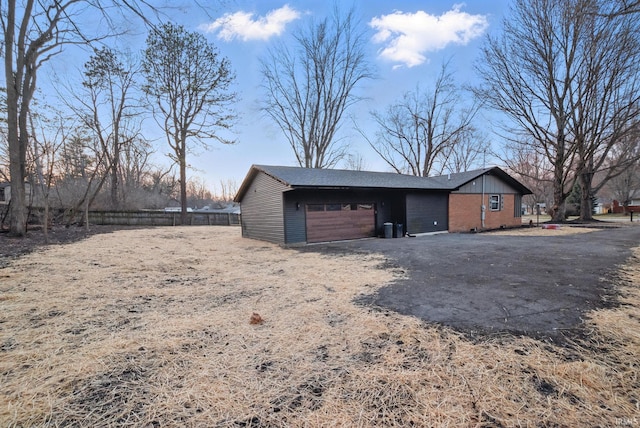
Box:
left=4, top=207, right=242, bottom=228
left=85, top=210, right=241, bottom=226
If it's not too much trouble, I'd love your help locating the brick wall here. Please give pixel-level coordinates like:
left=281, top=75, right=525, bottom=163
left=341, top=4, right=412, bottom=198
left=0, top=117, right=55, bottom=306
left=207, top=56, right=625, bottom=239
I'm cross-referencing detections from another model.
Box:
left=449, top=194, right=521, bottom=232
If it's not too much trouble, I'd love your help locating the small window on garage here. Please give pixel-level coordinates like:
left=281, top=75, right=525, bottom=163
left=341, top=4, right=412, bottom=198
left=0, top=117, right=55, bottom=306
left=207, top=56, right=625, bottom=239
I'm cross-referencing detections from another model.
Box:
left=342, top=204, right=353, bottom=211
left=358, top=204, right=373, bottom=210
left=489, top=195, right=501, bottom=211
left=307, top=204, right=325, bottom=212
left=326, top=203, right=342, bottom=211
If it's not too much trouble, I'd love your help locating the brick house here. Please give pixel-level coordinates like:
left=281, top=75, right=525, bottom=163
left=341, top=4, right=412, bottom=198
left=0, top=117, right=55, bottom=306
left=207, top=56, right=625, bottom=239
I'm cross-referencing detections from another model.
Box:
left=447, top=168, right=531, bottom=232
left=235, top=165, right=531, bottom=244
left=610, top=197, right=640, bottom=214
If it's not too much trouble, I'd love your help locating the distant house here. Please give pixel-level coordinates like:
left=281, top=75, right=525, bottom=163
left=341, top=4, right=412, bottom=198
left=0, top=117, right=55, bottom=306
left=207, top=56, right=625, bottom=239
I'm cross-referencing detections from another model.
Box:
left=234, top=165, right=532, bottom=245
left=194, top=203, right=240, bottom=214
left=0, top=182, right=32, bottom=205
left=611, top=194, right=640, bottom=213
left=0, top=182, right=8, bottom=204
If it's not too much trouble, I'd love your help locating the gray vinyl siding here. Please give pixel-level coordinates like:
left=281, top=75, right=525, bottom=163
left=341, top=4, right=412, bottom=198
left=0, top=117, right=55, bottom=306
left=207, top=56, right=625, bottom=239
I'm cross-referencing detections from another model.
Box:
left=406, top=193, right=448, bottom=234
left=514, top=194, right=522, bottom=217
left=455, top=175, right=517, bottom=194
left=239, top=172, right=287, bottom=244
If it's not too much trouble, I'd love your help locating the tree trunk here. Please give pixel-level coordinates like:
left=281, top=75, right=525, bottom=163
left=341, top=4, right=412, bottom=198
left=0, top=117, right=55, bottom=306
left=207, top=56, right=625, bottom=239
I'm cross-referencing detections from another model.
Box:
left=5, top=7, right=27, bottom=236
left=7, top=108, right=30, bottom=236
left=85, top=201, right=89, bottom=231
left=579, top=171, right=594, bottom=221
left=110, top=165, right=119, bottom=208
left=550, top=161, right=566, bottom=222
left=43, top=202, right=49, bottom=244
left=180, top=156, right=187, bottom=226
left=8, top=169, right=27, bottom=236
left=110, top=141, right=120, bottom=208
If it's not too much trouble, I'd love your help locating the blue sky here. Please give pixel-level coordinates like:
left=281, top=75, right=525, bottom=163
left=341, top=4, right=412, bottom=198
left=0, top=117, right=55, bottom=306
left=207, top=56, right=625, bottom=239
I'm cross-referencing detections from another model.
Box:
left=44, top=1, right=511, bottom=193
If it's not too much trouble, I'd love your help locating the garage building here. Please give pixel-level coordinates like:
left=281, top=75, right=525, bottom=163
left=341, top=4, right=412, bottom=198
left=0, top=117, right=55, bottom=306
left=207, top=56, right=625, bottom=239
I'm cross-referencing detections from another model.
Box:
left=234, top=165, right=531, bottom=245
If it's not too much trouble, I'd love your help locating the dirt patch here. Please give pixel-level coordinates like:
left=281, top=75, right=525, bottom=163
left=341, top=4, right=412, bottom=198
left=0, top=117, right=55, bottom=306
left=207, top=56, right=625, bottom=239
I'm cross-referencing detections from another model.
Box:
left=1, top=226, right=639, bottom=426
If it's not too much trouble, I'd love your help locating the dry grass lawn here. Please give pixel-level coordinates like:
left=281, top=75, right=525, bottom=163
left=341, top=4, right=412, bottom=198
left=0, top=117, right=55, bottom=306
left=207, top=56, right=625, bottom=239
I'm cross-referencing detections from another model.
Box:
left=1, top=226, right=639, bottom=427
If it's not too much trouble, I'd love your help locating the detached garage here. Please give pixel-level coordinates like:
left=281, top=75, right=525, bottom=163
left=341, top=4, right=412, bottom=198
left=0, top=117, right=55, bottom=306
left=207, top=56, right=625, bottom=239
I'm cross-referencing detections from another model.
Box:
left=234, top=165, right=531, bottom=245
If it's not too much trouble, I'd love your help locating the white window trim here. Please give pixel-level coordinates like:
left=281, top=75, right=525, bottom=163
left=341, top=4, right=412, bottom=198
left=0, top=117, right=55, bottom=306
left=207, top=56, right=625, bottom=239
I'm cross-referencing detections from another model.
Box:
left=489, top=194, right=501, bottom=211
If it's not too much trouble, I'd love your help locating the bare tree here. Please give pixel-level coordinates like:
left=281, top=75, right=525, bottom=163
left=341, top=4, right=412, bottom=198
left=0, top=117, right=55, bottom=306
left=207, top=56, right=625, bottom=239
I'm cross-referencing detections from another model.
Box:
left=503, top=143, right=555, bottom=215
left=70, top=47, right=143, bottom=209
left=260, top=6, right=373, bottom=169
left=476, top=0, right=584, bottom=221
left=186, top=176, right=214, bottom=208
left=142, top=22, right=237, bottom=225
left=1, top=0, right=159, bottom=236
left=343, top=153, right=368, bottom=171
left=362, top=62, right=480, bottom=177
left=28, top=109, right=68, bottom=242
left=476, top=0, right=640, bottom=221
left=441, top=132, right=489, bottom=174
left=145, top=167, right=179, bottom=207
left=56, top=130, right=112, bottom=226
left=217, top=179, right=238, bottom=203
left=119, top=136, right=155, bottom=209
left=569, top=3, right=640, bottom=219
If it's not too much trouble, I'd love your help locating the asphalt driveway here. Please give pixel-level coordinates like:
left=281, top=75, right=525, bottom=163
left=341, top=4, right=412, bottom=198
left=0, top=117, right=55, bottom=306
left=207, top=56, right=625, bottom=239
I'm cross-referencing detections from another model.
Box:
left=306, top=224, right=640, bottom=342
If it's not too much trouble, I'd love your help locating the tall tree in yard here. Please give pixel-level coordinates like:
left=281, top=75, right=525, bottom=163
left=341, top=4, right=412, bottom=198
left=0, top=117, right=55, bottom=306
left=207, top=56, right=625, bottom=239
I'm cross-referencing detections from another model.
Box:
left=1, top=0, right=158, bottom=236
left=569, top=2, right=640, bottom=220
left=72, top=47, right=143, bottom=209
left=260, top=7, right=372, bottom=169
left=476, top=0, right=640, bottom=221
left=475, top=0, right=580, bottom=221
left=142, top=23, right=237, bottom=225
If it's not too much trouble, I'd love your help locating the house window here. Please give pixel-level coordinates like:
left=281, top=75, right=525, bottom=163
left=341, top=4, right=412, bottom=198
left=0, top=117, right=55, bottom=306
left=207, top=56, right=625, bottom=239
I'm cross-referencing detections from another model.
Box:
left=307, top=204, right=324, bottom=212
left=489, top=195, right=501, bottom=211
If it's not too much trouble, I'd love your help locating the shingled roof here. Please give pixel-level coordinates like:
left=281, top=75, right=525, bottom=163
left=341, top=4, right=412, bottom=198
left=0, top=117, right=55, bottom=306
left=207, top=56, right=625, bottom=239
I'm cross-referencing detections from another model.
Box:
left=234, top=165, right=531, bottom=201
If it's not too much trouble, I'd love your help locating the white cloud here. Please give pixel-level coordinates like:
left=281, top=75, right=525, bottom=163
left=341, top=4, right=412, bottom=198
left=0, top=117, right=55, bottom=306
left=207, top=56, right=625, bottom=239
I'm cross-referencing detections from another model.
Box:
left=200, top=4, right=300, bottom=41
left=369, top=5, right=489, bottom=68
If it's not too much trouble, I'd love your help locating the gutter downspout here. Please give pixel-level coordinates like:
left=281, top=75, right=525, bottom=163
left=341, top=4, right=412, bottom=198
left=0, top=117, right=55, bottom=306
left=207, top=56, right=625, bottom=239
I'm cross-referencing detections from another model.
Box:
left=481, top=151, right=486, bottom=229
left=481, top=174, right=486, bottom=229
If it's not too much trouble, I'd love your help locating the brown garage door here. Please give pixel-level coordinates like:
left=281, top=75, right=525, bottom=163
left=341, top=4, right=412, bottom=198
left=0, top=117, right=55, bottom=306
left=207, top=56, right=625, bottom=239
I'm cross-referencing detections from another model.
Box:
left=306, top=203, right=375, bottom=243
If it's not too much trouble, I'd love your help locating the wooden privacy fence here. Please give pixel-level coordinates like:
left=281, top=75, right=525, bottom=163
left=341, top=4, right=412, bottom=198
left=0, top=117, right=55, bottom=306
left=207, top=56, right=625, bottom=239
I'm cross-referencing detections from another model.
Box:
left=85, top=210, right=241, bottom=226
